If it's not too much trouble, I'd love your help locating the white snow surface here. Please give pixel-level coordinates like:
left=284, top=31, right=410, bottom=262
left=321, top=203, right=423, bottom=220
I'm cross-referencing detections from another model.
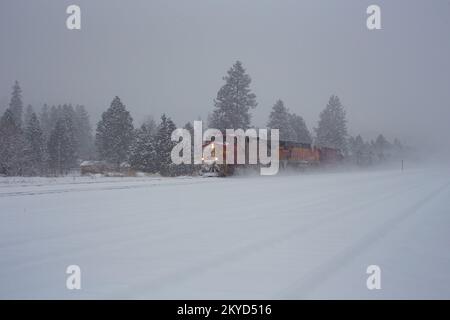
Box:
left=1, top=167, right=450, bottom=299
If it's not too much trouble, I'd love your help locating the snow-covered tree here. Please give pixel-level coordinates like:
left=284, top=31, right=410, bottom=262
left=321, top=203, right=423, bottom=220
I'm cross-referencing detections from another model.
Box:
left=8, top=81, right=24, bottom=128
left=74, top=105, right=94, bottom=160
left=267, top=100, right=312, bottom=144
left=24, top=105, right=34, bottom=127
left=289, top=113, right=312, bottom=144
left=49, top=105, right=60, bottom=129
left=95, top=96, right=134, bottom=167
left=354, top=135, right=365, bottom=153
left=141, top=116, right=157, bottom=136
left=374, top=134, right=391, bottom=161
left=129, top=122, right=158, bottom=173
left=45, top=105, right=79, bottom=174
left=155, top=114, right=177, bottom=176
left=348, top=134, right=370, bottom=165
left=267, top=100, right=295, bottom=141
left=0, top=109, right=25, bottom=175
left=314, top=95, right=348, bottom=152
left=61, top=104, right=79, bottom=158
left=39, top=104, right=53, bottom=173
left=374, top=134, right=390, bottom=151
left=209, top=61, right=257, bottom=131
left=39, top=104, right=52, bottom=142
left=47, top=118, right=76, bottom=175
left=23, top=110, right=44, bottom=175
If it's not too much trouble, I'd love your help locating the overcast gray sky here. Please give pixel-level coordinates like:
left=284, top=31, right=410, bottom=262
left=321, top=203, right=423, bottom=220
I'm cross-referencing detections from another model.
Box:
left=1, top=0, right=449, bottom=150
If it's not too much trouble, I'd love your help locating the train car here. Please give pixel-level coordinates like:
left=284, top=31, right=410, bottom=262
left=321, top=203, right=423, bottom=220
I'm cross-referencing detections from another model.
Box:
left=199, top=136, right=259, bottom=177
left=199, top=137, right=248, bottom=176
left=199, top=140, right=225, bottom=177
left=279, top=140, right=320, bottom=168
left=318, top=147, right=344, bottom=163
left=199, top=137, right=326, bottom=176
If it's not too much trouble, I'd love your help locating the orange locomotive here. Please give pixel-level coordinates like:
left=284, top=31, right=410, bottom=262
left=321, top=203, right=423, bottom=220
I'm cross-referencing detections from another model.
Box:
left=200, top=137, right=341, bottom=176
left=278, top=140, right=320, bottom=168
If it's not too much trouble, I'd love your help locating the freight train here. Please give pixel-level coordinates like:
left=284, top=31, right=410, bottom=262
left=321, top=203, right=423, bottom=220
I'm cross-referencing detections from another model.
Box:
left=200, top=137, right=343, bottom=176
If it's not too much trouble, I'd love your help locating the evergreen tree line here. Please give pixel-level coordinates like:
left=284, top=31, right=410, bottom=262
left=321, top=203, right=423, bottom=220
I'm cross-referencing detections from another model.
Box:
left=1, top=62, right=405, bottom=176
left=0, top=81, right=94, bottom=176
left=96, top=96, right=196, bottom=177
left=347, top=134, right=406, bottom=167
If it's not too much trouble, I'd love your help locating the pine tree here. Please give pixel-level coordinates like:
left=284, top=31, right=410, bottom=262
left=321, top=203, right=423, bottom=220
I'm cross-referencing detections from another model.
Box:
left=374, top=134, right=391, bottom=161
left=141, top=117, right=157, bottom=136
left=95, top=96, right=134, bottom=167
left=47, top=119, right=76, bottom=175
left=39, top=104, right=52, bottom=142
left=0, top=109, right=25, bottom=175
left=39, top=104, right=52, bottom=173
left=40, top=104, right=80, bottom=174
left=267, top=100, right=312, bottom=144
left=267, top=100, right=295, bottom=141
left=49, top=105, right=60, bottom=129
left=209, top=61, right=257, bottom=131
left=74, top=105, right=94, bottom=160
left=348, top=134, right=367, bottom=165
left=24, top=105, right=34, bottom=127
left=155, top=114, right=177, bottom=176
left=354, top=135, right=365, bottom=152
left=365, top=141, right=375, bottom=164
left=9, top=81, right=24, bottom=128
left=61, top=104, right=79, bottom=159
left=129, top=123, right=158, bottom=173
left=374, top=134, right=390, bottom=151
left=314, top=95, right=348, bottom=152
left=23, top=111, right=44, bottom=175
left=289, top=113, right=312, bottom=144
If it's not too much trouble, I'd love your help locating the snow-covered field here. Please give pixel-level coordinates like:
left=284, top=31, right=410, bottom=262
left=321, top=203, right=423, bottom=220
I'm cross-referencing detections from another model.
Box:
left=1, top=167, right=450, bottom=299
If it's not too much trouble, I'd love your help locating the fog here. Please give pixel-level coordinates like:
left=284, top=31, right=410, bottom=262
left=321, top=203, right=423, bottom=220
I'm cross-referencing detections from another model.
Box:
left=1, top=0, right=449, bottom=154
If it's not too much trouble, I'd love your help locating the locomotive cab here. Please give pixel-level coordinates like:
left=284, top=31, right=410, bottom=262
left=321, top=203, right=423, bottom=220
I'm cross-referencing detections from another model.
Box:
left=199, top=141, right=222, bottom=177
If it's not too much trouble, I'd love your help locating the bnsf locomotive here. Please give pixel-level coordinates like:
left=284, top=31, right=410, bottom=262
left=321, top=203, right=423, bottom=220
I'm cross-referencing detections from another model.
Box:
left=200, top=136, right=343, bottom=176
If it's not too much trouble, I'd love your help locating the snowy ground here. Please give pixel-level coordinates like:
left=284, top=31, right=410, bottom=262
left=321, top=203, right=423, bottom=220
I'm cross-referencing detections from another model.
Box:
left=1, top=166, right=450, bottom=299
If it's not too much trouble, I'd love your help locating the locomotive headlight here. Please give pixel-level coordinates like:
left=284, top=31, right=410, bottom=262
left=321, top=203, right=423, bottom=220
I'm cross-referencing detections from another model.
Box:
left=215, top=157, right=218, bottom=161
